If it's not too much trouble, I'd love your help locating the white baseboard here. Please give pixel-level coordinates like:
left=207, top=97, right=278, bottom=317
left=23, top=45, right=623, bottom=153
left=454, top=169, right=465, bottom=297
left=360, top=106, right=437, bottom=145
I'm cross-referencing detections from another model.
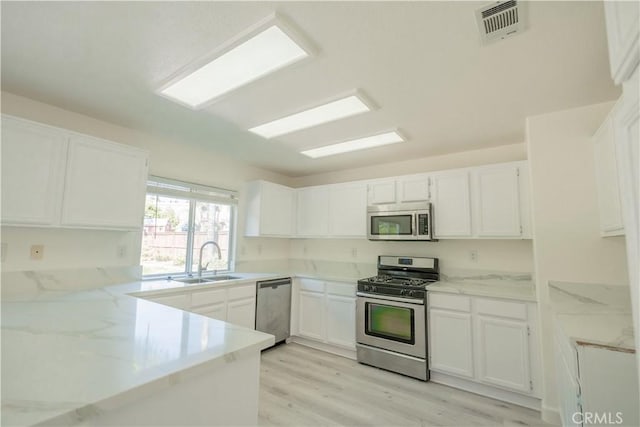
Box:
left=430, top=371, right=542, bottom=411
left=289, top=336, right=357, bottom=360
left=541, top=403, right=561, bottom=425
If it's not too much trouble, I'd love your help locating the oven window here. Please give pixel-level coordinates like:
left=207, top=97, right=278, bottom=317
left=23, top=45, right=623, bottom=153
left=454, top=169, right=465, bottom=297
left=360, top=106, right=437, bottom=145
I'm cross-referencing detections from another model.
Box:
left=370, top=215, right=413, bottom=235
left=365, top=302, right=415, bottom=344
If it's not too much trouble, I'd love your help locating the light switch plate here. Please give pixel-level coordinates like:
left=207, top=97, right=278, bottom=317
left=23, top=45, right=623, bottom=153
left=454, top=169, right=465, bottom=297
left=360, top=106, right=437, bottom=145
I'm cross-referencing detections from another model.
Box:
left=30, top=244, right=44, bottom=260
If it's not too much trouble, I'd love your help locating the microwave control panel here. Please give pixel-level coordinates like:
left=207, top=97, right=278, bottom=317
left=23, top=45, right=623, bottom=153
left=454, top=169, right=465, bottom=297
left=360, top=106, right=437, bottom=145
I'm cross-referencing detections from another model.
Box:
left=417, top=214, right=429, bottom=235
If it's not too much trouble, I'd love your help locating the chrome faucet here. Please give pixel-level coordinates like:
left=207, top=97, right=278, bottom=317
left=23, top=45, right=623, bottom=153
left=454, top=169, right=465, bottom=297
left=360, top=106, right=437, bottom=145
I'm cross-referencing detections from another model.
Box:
left=198, top=240, right=222, bottom=278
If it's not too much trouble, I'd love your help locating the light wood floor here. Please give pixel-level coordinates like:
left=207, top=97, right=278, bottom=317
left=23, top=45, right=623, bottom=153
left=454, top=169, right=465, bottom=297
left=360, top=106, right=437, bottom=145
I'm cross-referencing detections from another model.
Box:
left=259, top=343, right=552, bottom=427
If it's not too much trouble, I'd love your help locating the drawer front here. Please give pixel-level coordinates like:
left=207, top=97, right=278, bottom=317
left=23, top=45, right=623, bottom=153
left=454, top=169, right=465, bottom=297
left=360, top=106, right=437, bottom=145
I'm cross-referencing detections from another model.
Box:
left=151, top=293, right=190, bottom=310
left=228, top=284, right=256, bottom=300
left=326, top=281, right=356, bottom=297
left=298, top=278, right=325, bottom=293
left=191, top=288, right=226, bottom=307
left=476, top=298, right=527, bottom=320
left=428, top=293, right=471, bottom=312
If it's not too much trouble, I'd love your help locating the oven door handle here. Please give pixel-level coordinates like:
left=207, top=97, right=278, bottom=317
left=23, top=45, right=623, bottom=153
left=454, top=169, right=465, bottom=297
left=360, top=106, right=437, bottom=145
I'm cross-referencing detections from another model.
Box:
left=356, top=291, right=424, bottom=305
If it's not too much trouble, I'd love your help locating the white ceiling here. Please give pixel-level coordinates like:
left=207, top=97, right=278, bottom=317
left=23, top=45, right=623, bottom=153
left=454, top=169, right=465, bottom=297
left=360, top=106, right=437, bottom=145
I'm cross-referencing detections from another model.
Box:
left=1, top=1, right=619, bottom=177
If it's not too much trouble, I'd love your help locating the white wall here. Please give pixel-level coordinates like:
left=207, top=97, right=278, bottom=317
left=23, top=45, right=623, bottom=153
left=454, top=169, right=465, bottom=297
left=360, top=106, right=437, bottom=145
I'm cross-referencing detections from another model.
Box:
left=526, top=101, right=630, bottom=420
left=0, top=92, right=292, bottom=273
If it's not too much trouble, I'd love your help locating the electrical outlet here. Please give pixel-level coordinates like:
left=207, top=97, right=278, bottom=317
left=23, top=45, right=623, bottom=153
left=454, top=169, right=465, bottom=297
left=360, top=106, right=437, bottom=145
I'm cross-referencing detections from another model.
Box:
left=469, top=250, right=478, bottom=262
left=30, top=244, right=44, bottom=260
left=1, top=243, right=7, bottom=262
left=117, top=245, right=127, bottom=259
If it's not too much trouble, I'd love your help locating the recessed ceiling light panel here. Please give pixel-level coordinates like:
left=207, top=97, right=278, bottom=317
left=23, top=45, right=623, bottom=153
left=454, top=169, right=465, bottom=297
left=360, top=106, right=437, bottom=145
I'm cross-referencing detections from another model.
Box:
left=158, top=15, right=311, bottom=109
left=248, top=93, right=373, bottom=139
left=301, top=130, right=405, bottom=158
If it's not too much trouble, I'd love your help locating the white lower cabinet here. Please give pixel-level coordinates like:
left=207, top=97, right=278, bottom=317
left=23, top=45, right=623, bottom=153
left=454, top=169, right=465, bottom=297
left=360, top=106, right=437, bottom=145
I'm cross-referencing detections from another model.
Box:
left=476, top=315, right=530, bottom=392
left=144, top=282, right=257, bottom=330
left=293, top=278, right=356, bottom=351
left=299, top=290, right=326, bottom=340
left=555, top=319, right=640, bottom=427
left=429, top=308, right=474, bottom=378
left=227, top=298, right=256, bottom=330
left=326, top=295, right=356, bottom=348
left=428, top=292, right=539, bottom=397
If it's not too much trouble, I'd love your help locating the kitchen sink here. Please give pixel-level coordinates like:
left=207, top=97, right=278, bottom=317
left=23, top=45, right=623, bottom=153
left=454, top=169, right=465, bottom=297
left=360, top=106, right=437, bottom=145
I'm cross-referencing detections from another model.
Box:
left=173, top=275, right=240, bottom=284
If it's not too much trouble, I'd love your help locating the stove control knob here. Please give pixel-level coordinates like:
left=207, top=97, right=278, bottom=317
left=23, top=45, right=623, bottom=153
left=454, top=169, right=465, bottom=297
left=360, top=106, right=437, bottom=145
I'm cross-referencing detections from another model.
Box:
left=363, top=285, right=370, bottom=292
left=407, top=290, right=414, bottom=297
left=370, top=285, right=377, bottom=292
left=399, top=289, right=407, bottom=296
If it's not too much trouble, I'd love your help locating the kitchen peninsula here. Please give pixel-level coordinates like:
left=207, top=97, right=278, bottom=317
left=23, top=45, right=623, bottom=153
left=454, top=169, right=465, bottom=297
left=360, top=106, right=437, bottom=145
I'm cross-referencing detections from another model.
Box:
left=1, top=271, right=276, bottom=427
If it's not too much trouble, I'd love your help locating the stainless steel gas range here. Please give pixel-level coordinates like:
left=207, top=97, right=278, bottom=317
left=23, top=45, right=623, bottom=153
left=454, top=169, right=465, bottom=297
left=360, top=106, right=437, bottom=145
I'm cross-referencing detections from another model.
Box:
left=356, top=255, right=439, bottom=381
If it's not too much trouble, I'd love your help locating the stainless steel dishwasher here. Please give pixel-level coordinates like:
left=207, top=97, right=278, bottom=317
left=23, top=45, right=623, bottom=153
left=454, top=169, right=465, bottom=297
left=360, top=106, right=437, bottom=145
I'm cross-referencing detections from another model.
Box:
left=255, top=277, right=292, bottom=345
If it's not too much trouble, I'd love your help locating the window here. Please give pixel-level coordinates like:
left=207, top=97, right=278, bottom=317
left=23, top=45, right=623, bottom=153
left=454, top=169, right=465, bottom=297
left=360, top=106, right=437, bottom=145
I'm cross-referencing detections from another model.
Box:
left=141, top=176, right=237, bottom=278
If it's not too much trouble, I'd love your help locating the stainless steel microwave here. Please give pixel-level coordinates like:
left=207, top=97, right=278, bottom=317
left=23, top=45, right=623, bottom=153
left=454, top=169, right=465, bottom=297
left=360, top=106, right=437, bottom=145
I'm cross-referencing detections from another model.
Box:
left=367, top=202, right=434, bottom=241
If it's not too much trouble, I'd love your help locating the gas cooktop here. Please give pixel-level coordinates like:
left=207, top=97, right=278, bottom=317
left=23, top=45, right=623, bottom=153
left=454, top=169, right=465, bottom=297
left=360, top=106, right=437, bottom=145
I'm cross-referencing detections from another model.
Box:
left=357, top=256, right=440, bottom=299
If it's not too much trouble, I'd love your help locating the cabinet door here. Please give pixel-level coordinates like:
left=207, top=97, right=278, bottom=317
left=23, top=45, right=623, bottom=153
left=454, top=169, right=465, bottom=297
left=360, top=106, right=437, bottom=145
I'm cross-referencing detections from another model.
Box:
left=260, top=181, right=295, bottom=236
left=329, top=184, right=367, bottom=237
left=474, top=164, right=522, bottom=237
left=1, top=116, right=67, bottom=225
left=604, top=1, right=640, bottom=85
left=192, top=302, right=227, bottom=321
left=429, top=309, right=474, bottom=378
left=398, top=176, right=430, bottom=202
left=227, top=297, right=256, bottom=329
left=367, top=180, right=396, bottom=204
left=555, top=345, right=582, bottom=427
left=476, top=315, right=531, bottom=393
left=594, top=114, right=624, bottom=235
left=431, top=171, right=472, bottom=238
left=297, top=186, right=329, bottom=236
left=61, top=136, right=148, bottom=229
left=326, top=295, right=356, bottom=349
left=298, top=290, right=326, bottom=341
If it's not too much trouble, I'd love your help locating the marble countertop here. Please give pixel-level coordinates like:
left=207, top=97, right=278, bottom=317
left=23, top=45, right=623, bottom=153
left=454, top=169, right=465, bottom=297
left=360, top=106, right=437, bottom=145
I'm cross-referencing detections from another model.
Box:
left=1, top=272, right=278, bottom=427
left=549, top=281, right=635, bottom=352
left=427, top=271, right=536, bottom=302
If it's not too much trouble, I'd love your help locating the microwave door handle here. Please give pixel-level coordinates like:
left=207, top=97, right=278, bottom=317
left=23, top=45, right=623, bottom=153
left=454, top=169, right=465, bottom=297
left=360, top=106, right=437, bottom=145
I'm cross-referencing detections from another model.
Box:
left=412, top=214, right=418, bottom=238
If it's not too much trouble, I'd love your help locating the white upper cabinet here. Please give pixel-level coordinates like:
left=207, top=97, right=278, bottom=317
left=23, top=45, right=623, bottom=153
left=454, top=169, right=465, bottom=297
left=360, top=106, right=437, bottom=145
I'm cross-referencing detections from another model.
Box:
left=367, top=180, right=397, bottom=204
left=431, top=170, right=472, bottom=238
left=593, top=107, right=625, bottom=236
left=1, top=116, right=67, bottom=225
left=1, top=115, right=149, bottom=230
left=328, top=183, right=367, bottom=237
left=603, top=1, right=640, bottom=85
left=297, top=186, right=330, bottom=237
left=398, top=176, right=430, bottom=203
left=244, top=180, right=295, bottom=237
left=367, top=176, right=430, bottom=205
left=61, top=135, right=148, bottom=229
left=473, top=163, right=522, bottom=237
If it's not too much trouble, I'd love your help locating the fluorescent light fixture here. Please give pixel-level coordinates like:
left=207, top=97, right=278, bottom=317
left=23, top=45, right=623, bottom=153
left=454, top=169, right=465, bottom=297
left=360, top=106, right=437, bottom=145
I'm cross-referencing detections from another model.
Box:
left=160, top=25, right=309, bottom=108
left=249, top=95, right=371, bottom=138
left=301, top=131, right=405, bottom=158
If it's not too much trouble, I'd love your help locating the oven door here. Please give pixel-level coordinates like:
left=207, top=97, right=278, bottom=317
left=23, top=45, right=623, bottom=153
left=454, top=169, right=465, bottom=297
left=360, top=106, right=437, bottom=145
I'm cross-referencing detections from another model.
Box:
left=356, top=293, right=426, bottom=359
left=367, top=212, right=416, bottom=240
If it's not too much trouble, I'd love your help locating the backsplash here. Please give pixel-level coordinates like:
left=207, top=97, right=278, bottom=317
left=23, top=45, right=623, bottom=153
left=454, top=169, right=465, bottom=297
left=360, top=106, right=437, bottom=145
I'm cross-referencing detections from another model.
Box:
left=1, top=266, right=142, bottom=300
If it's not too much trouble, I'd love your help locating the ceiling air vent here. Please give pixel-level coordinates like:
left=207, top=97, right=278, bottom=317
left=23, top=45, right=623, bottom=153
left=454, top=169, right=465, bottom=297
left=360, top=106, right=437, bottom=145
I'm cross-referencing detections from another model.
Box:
left=476, top=0, right=526, bottom=44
